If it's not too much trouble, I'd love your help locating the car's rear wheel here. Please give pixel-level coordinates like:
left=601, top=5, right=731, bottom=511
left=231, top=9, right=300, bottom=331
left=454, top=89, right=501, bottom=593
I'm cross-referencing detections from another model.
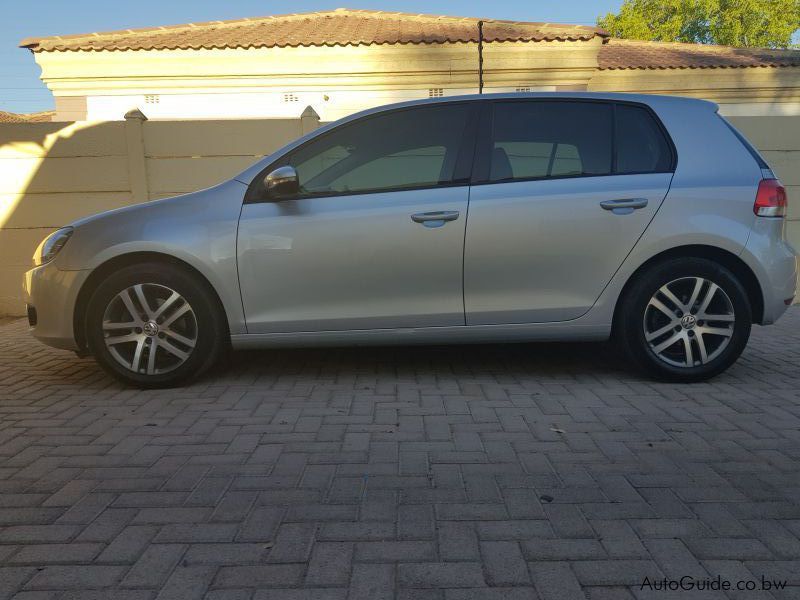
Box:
left=616, top=257, right=752, bottom=382
left=85, top=262, right=226, bottom=388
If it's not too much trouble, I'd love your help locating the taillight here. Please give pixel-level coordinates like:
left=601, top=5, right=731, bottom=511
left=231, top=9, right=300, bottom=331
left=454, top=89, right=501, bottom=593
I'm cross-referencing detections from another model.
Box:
left=754, top=178, right=787, bottom=217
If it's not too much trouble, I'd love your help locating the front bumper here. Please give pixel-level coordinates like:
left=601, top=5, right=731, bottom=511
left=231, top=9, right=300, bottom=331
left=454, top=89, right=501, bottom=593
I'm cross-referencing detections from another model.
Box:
left=23, top=262, right=90, bottom=351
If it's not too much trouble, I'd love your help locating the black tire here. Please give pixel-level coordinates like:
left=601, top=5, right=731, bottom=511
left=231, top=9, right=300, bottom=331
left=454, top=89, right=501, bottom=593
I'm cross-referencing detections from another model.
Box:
left=616, top=257, right=752, bottom=382
left=85, top=262, right=226, bottom=388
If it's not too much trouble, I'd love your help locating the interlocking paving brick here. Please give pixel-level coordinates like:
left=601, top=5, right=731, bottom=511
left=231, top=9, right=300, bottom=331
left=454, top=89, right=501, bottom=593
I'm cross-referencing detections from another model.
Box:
left=2, top=310, right=800, bottom=597
left=592, top=520, right=649, bottom=559
left=154, top=565, right=216, bottom=600
left=213, top=565, right=305, bottom=589
left=643, top=539, right=708, bottom=578
left=24, top=565, right=127, bottom=590
left=356, top=541, right=436, bottom=562
left=522, top=539, right=606, bottom=561
left=475, top=520, right=553, bottom=540
left=1, top=525, right=80, bottom=543
left=438, top=523, right=480, bottom=561
left=480, top=541, right=530, bottom=586
left=683, top=538, right=774, bottom=561
left=10, top=543, right=103, bottom=565
left=0, top=567, right=36, bottom=598
left=182, top=543, right=268, bottom=565
left=95, top=525, right=157, bottom=563
left=398, top=562, right=486, bottom=588
left=347, top=563, right=394, bottom=600
left=201, top=590, right=253, bottom=600
left=304, top=541, right=353, bottom=586
left=528, top=561, right=585, bottom=600
left=266, top=523, right=316, bottom=563
left=132, top=508, right=211, bottom=525
left=257, top=591, right=348, bottom=600
left=120, top=544, right=186, bottom=588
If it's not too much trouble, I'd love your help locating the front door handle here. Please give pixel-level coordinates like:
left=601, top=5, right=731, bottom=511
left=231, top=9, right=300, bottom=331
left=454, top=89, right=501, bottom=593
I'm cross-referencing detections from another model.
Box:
left=599, top=198, right=648, bottom=214
left=410, top=211, right=460, bottom=227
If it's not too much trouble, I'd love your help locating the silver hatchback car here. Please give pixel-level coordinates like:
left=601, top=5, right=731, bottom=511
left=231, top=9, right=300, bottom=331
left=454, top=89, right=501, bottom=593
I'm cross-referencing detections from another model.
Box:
left=24, top=93, right=797, bottom=387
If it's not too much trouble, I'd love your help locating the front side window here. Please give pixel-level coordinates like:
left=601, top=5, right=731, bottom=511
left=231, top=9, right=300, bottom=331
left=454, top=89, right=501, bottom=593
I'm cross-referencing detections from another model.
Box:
left=488, top=101, right=613, bottom=183
left=285, top=104, right=471, bottom=197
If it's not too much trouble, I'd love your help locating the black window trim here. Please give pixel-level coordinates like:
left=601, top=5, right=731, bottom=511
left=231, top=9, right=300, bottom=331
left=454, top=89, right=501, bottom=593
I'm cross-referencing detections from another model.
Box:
left=470, top=97, right=677, bottom=187
left=244, top=100, right=481, bottom=204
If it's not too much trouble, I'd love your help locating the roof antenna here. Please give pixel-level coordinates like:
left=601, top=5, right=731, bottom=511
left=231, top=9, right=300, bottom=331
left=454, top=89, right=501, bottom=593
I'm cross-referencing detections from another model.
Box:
left=478, top=20, right=484, bottom=94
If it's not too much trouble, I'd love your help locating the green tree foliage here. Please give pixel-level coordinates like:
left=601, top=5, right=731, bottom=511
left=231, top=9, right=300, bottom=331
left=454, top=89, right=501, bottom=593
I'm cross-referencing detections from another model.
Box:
left=597, top=0, right=800, bottom=48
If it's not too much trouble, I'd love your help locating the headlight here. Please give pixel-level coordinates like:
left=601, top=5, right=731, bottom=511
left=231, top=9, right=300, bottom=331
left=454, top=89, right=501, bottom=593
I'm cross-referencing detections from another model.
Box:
left=33, top=227, right=73, bottom=266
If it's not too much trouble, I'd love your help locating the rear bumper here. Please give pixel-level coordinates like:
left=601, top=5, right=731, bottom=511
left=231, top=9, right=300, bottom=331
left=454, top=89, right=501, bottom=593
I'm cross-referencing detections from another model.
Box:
left=23, top=262, right=90, bottom=351
left=743, top=218, right=797, bottom=325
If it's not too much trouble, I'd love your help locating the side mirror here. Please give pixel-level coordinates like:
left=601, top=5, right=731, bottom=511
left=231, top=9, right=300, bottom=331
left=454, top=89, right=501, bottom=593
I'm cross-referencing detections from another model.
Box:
left=264, top=166, right=299, bottom=200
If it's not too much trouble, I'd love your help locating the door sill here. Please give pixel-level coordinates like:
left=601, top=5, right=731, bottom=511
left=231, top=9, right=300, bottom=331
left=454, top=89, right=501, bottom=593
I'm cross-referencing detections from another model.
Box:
left=230, top=321, right=610, bottom=349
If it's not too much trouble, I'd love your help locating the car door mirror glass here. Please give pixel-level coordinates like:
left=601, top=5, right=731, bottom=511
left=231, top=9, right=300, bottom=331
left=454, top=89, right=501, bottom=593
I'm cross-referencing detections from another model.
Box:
left=264, top=166, right=300, bottom=200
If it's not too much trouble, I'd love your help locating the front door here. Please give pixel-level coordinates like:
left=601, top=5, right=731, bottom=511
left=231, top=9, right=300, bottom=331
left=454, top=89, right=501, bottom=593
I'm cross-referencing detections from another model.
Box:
left=464, top=99, right=675, bottom=324
left=238, top=102, right=476, bottom=333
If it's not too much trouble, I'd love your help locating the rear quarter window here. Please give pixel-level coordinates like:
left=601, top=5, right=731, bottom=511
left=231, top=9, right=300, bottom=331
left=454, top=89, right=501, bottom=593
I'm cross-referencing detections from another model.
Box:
left=614, top=104, right=674, bottom=174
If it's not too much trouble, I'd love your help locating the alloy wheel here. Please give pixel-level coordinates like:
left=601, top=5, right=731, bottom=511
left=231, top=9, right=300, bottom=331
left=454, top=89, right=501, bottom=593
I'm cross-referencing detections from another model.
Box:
left=102, top=283, right=198, bottom=375
left=643, top=277, right=735, bottom=368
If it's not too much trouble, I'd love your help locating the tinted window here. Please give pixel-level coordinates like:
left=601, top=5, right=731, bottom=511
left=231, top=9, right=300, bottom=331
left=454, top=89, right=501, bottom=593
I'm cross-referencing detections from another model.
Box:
left=286, top=104, right=470, bottom=196
left=489, top=101, right=613, bottom=182
left=615, top=104, right=673, bottom=173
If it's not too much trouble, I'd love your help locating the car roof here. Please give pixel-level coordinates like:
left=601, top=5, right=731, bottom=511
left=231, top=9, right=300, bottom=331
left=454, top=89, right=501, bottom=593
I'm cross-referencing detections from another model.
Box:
left=334, top=91, right=717, bottom=126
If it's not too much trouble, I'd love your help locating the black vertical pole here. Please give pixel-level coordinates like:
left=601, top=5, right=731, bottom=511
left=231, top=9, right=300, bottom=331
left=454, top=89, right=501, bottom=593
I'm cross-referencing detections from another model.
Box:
left=478, top=20, right=484, bottom=94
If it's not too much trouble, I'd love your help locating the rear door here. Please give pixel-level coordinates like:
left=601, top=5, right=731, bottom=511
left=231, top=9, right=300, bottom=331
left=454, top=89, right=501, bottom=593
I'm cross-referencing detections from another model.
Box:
left=464, top=100, right=675, bottom=324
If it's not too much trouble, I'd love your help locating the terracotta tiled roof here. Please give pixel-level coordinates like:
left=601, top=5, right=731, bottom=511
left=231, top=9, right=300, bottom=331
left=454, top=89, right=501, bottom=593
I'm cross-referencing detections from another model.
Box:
left=19, top=8, right=605, bottom=52
left=0, top=110, right=54, bottom=123
left=599, top=38, right=800, bottom=70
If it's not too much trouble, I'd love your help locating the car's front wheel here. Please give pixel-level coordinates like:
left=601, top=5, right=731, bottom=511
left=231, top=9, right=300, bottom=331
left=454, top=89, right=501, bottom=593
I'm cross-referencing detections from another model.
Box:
left=85, top=262, right=226, bottom=388
left=617, top=257, right=752, bottom=382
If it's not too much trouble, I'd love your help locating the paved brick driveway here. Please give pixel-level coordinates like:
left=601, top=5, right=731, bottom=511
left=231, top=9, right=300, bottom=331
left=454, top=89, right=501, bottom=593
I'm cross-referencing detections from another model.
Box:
left=1, top=309, right=799, bottom=599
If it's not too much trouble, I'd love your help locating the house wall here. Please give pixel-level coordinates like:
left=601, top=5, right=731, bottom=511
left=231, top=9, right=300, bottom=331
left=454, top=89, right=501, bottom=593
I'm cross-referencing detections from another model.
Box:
left=33, top=41, right=800, bottom=122
left=34, top=40, right=603, bottom=121
left=588, top=67, right=800, bottom=117
left=0, top=113, right=797, bottom=317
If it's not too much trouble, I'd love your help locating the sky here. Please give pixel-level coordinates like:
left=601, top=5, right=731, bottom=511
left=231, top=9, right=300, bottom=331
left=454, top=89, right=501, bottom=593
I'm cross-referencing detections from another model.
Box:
left=0, top=0, right=623, bottom=113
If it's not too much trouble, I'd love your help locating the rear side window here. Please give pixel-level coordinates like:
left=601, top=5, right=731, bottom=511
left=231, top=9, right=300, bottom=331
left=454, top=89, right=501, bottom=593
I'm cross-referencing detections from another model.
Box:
left=489, top=101, right=613, bottom=182
left=485, top=100, right=674, bottom=183
left=615, top=104, right=673, bottom=174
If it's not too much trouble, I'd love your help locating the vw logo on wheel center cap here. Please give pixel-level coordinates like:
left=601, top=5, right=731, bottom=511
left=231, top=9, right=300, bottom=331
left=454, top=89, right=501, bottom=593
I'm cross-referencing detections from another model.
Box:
left=680, top=314, right=697, bottom=329
left=143, top=320, right=159, bottom=336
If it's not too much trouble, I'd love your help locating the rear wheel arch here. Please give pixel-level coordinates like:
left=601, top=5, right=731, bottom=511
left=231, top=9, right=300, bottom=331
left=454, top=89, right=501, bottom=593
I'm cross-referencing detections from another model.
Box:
left=613, top=245, right=764, bottom=333
left=73, top=252, right=229, bottom=353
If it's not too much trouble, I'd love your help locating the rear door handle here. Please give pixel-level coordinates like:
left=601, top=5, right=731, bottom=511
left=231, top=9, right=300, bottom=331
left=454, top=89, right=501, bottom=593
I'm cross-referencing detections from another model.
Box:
left=410, top=211, right=460, bottom=227
left=599, top=198, right=648, bottom=214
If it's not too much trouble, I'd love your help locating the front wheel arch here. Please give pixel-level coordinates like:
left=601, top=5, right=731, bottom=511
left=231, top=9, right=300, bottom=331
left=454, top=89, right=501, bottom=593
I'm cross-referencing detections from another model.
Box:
left=73, top=252, right=229, bottom=354
left=612, top=245, right=764, bottom=336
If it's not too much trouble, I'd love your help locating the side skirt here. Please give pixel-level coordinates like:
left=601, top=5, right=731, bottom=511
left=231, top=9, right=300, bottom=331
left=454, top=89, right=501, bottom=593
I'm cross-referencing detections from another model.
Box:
left=230, top=322, right=610, bottom=349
